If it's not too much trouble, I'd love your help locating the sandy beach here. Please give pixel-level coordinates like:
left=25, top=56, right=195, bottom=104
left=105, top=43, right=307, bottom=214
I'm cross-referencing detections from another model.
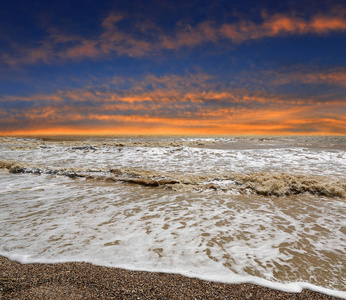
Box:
left=0, top=256, right=342, bottom=299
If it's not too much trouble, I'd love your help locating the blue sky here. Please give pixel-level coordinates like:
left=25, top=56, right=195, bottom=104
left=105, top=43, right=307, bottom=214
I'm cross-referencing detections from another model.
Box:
left=0, top=0, right=345, bottom=135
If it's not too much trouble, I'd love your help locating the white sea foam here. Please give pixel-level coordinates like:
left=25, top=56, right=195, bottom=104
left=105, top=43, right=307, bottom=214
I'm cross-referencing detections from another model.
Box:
left=0, top=136, right=345, bottom=298
left=1, top=137, right=345, bottom=177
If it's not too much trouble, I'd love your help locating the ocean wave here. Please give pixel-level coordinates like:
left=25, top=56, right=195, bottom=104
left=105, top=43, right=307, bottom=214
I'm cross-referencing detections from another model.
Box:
left=0, top=137, right=217, bottom=150
left=1, top=160, right=345, bottom=197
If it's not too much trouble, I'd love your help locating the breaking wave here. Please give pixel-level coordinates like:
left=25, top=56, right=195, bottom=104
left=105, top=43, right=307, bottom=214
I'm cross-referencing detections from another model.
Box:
left=1, top=160, right=345, bottom=197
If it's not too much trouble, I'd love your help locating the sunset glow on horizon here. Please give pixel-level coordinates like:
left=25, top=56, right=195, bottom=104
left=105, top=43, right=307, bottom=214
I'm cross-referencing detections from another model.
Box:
left=1, top=0, right=345, bottom=136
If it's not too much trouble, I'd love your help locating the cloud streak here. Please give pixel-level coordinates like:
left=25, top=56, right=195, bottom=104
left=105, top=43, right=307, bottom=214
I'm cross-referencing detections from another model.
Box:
left=1, top=71, right=345, bottom=135
left=2, top=9, right=346, bottom=66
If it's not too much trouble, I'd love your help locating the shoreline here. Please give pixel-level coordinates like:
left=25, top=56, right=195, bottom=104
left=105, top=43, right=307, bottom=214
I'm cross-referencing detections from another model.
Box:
left=0, top=256, right=343, bottom=299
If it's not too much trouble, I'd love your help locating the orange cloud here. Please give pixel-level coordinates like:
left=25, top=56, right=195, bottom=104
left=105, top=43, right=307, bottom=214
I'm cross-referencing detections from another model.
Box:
left=4, top=115, right=344, bottom=136
left=3, top=10, right=346, bottom=66
left=220, top=12, right=346, bottom=42
left=256, top=67, right=346, bottom=90
left=1, top=94, right=345, bottom=136
left=299, top=71, right=346, bottom=86
left=1, top=71, right=345, bottom=136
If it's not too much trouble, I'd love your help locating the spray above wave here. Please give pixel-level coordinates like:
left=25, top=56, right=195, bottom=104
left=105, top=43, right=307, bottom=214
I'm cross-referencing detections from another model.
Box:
left=1, top=160, right=345, bottom=197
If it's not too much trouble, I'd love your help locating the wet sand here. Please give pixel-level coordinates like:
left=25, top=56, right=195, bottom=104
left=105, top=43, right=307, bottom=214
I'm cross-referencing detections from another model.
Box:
left=0, top=256, right=342, bottom=299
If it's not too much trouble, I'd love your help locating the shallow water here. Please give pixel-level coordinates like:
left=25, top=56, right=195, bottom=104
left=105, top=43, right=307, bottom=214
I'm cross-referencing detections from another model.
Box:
left=0, top=136, right=345, bottom=298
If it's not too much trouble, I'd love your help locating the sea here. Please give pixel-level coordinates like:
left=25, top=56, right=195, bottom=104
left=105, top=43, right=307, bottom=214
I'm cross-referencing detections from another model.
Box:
left=0, top=135, right=345, bottom=298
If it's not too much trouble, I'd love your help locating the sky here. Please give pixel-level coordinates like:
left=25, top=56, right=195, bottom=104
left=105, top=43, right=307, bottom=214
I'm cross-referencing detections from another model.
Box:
left=0, top=0, right=345, bottom=136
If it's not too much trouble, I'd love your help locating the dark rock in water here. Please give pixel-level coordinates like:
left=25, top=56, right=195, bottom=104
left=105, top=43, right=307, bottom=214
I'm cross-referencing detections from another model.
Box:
left=71, top=146, right=98, bottom=151
left=8, top=165, right=25, bottom=174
